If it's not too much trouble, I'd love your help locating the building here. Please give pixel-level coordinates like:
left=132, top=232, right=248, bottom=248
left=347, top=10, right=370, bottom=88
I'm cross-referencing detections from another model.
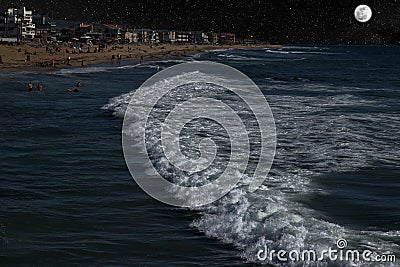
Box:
left=156, top=30, right=169, bottom=43
left=33, top=14, right=56, bottom=42
left=0, top=6, right=36, bottom=41
left=135, top=29, right=151, bottom=43
left=189, top=31, right=208, bottom=44
left=219, top=33, right=236, bottom=45
left=124, top=30, right=138, bottom=43
left=176, top=31, right=189, bottom=43
left=103, top=24, right=123, bottom=42
left=207, top=32, right=219, bottom=44
left=0, top=9, right=16, bottom=39
left=20, top=7, right=35, bottom=40
left=56, top=27, right=72, bottom=41
left=169, top=31, right=176, bottom=44
left=205, top=32, right=236, bottom=45
left=149, top=30, right=159, bottom=44
left=90, top=24, right=121, bottom=42
left=75, top=23, right=94, bottom=37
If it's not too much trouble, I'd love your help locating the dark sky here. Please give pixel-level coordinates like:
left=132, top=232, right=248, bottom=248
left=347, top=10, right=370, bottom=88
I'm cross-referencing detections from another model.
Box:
left=2, top=0, right=400, bottom=44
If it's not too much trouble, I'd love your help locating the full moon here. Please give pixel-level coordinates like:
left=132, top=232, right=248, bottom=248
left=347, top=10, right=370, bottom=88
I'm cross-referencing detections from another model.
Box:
left=354, top=5, right=372, bottom=23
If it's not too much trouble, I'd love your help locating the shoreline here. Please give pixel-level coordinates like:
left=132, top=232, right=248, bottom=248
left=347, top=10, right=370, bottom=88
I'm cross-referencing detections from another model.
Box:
left=0, top=43, right=282, bottom=73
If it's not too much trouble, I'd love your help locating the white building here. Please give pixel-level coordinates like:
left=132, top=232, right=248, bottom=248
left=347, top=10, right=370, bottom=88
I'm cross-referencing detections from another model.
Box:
left=124, top=31, right=138, bottom=43
left=169, top=31, right=176, bottom=43
left=0, top=7, right=35, bottom=41
left=20, top=7, right=35, bottom=39
left=150, top=30, right=159, bottom=44
left=176, top=31, right=189, bottom=43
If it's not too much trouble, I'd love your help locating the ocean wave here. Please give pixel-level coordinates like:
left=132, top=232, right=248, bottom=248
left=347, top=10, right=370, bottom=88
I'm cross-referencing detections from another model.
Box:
left=55, top=66, right=114, bottom=75
left=283, top=46, right=330, bottom=51
left=209, top=48, right=234, bottom=52
left=53, top=59, right=191, bottom=75
left=103, top=67, right=400, bottom=266
left=217, top=54, right=263, bottom=61
left=265, top=49, right=339, bottom=55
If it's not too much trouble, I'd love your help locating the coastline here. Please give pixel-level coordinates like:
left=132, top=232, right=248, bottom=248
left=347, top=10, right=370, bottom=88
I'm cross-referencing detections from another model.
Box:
left=0, top=43, right=282, bottom=73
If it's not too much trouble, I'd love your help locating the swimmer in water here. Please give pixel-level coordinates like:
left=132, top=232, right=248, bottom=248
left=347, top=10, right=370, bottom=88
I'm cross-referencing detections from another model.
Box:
left=68, top=88, right=79, bottom=93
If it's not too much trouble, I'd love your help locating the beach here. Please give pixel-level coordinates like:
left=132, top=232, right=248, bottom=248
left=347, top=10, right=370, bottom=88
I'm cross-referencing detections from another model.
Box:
left=0, top=43, right=281, bottom=72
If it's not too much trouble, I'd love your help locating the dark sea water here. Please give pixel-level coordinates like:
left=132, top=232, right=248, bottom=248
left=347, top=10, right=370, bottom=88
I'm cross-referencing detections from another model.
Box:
left=1, top=46, right=399, bottom=266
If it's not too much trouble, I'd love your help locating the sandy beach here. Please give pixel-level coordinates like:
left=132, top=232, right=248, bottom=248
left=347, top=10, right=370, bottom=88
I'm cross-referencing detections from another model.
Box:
left=0, top=43, right=282, bottom=72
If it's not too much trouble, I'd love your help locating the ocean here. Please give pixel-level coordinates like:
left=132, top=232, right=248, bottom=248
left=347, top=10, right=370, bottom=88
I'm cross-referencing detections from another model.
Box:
left=1, top=45, right=399, bottom=266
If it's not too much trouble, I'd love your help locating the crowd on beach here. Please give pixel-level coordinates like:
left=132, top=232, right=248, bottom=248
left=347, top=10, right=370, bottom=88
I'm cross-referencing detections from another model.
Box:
left=6, top=42, right=162, bottom=69
left=0, top=42, right=278, bottom=72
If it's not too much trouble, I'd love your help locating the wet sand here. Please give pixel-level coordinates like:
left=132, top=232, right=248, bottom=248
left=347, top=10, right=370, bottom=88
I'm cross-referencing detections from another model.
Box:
left=0, top=43, right=282, bottom=72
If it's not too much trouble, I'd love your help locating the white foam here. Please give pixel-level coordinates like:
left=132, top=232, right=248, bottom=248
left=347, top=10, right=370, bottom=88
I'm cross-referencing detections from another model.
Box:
left=265, top=49, right=338, bottom=55
left=209, top=48, right=234, bottom=52
left=217, top=54, right=263, bottom=61
left=56, top=66, right=113, bottom=74
left=53, top=59, right=191, bottom=75
left=103, top=68, right=400, bottom=266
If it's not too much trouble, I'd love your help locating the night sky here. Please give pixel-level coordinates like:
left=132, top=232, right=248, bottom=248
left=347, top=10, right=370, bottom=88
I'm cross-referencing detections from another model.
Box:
left=2, top=0, right=400, bottom=44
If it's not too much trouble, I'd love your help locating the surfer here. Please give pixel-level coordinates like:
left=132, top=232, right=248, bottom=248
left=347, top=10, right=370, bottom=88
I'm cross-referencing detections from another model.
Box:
left=37, top=84, right=43, bottom=92
left=68, top=88, right=79, bottom=93
left=76, top=82, right=82, bottom=87
left=28, top=81, right=33, bottom=92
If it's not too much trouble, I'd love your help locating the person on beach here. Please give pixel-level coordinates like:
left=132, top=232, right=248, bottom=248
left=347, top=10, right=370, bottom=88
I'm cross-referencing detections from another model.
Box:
left=67, top=56, right=71, bottom=65
left=28, top=82, right=33, bottom=92
left=0, top=55, right=2, bottom=64
left=37, top=84, right=43, bottom=92
left=52, top=59, right=55, bottom=68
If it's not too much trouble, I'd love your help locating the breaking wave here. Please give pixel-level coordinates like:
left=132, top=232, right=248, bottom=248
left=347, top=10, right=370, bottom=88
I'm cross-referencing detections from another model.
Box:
left=103, top=57, right=399, bottom=266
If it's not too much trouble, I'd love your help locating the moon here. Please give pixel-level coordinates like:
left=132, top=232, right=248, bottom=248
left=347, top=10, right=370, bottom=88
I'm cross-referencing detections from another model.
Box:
left=354, top=5, right=372, bottom=23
